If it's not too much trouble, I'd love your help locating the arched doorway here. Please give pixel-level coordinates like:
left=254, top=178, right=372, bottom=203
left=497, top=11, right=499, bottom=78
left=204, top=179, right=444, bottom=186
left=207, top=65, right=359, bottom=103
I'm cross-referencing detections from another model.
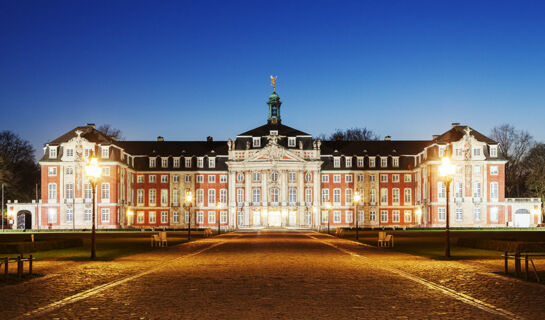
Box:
left=17, top=210, right=32, bottom=230
left=514, top=209, right=531, bottom=227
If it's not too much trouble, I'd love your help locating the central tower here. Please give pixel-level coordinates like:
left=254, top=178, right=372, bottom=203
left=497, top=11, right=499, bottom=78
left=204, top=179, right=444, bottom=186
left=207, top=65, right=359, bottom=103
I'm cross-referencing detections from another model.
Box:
left=267, top=91, right=282, bottom=124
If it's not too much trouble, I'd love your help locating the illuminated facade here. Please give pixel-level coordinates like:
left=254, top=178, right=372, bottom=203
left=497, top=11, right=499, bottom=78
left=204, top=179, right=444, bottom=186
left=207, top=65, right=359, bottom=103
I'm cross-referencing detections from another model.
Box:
left=7, top=91, right=542, bottom=229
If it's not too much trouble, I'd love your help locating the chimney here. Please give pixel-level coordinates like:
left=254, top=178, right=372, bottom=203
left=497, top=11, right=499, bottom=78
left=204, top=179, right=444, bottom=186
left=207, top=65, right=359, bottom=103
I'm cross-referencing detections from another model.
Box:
left=157, top=136, right=164, bottom=142
left=207, top=136, right=213, bottom=142
left=87, top=123, right=96, bottom=129
left=384, top=135, right=391, bottom=141
left=451, top=122, right=460, bottom=128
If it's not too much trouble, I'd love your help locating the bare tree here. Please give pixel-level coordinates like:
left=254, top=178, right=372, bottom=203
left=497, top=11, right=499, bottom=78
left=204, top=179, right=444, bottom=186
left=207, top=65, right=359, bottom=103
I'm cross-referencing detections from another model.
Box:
left=524, top=143, right=545, bottom=217
left=97, top=124, right=124, bottom=140
left=490, top=124, right=534, bottom=197
left=320, top=127, right=380, bottom=141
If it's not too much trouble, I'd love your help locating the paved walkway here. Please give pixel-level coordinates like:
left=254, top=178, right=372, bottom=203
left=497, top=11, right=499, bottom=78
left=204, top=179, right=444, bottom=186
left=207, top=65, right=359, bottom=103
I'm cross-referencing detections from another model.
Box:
left=2, top=231, right=545, bottom=319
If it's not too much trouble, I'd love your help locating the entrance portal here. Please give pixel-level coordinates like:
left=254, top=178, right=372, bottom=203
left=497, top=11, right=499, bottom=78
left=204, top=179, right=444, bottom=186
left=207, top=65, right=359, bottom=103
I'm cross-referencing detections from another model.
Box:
left=268, top=211, right=281, bottom=227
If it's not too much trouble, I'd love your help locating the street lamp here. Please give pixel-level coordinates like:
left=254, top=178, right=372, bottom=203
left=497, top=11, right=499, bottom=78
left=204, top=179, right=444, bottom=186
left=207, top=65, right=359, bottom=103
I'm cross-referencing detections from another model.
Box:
left=184, top=191, right=192, bottom=241
left=438, top=155, right=456, bottom=258
left=354, top=191, right=361, bottom=240
left=85, top=156, right=101, bottom=260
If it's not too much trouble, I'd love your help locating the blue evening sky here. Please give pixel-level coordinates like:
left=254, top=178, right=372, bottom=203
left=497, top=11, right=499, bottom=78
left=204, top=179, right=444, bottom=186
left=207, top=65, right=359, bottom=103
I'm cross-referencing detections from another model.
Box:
left=1, top=1, right=545, bottom=158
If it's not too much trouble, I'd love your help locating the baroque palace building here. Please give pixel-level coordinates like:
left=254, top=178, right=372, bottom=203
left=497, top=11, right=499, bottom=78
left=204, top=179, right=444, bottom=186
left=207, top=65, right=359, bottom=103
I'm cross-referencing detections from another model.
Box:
left=7, top=90, right=542, bottom=229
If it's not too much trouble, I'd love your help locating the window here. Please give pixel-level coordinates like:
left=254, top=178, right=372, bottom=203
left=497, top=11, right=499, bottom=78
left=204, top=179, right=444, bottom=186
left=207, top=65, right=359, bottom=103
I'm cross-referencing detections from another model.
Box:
left=473, top=147, right=481, bottom=157
left=455, top=148, right=462, bottom=157
left=321, top=175, right=329, bottom=183
left=149, top=189, right=156, bottom=205
left=252, top=188, right=261, bottom=203
left=85, top=209, right=92, bottom=222
left=49, top=147, right=57, bottom=158
left=270, top=188, right=279, bottom=202
left=380, top=188, right=388, bottom=205
left=237, top=189, right=244, bottom=203
left=392, top=157, right=399, bottom=167
left=490, top=146, right=498, bottom=157
left=149, top=175, right=156, bottom=183
left=136, top=211, right=144, bottom=224
left=159, top=211, right=167, bottom=224
left=137, top=175, right=144, bottom=183
left=490, top=207, right=498, bottom=222
left=66, top=208, right=73, bottom=222
left=305, top=172, right=312, bottom=182
left=196, top=175, right=204, bottom=183
left=220, top=211, right=227, bottom=223
left=253, top=137, right=261, bottom=147
left=101, top=208, right=110, bottom=222
left=161, top=175, right=168, bottom=183
left=48, top=167, right=57, bottom=176
left=270, top=130, right=278, bottom=135
left=345, top=174, right=353, bottom=183
left=490, top=166, right=498, bottom=175
left=161, top=189, right=168, bottom=205
left=380, top=210, right=388, bottom=223
left=173, top=175, right=179, bottom=183
left=370, top=210, right=376, bottom=222
left=209, top=158, right=215, bottom=168
left=490, top=182, right=499, bottom=201
left=288, top=137, right=296, bottom=147
left=185, top=212, right=190, bottom=223
left=101, top=147, right=109, bottom=159
left=101, top=183, right=110, bottom=202
left=149, top=158, right=156, bottom=168
left=137, top=189, right=144, bottom=204
left=369, top=157, right=376, bottom=168
left=305, top=188, right=312, bottom=203
left=392, top=210, right=400, bottom=222
left=322, top=189, right=329, bottom=202
left=185, top=175, right=192, bottom=183
left=404, top=174, right=412, bottom=183
left=208, top=189, right=216, bottom=205
left=65, top=167, right=74, bottom=175
left=474, top=166, right=481, bottom=175
left=289, top=172, right=296, bottom=182
left=333, top=189, right=341, bottom=204
left=404, top=210, right=411, bottom=222
left=345, top=211, right=353, bottom=223
left=392, top=188, right=400, bottom=204
left=65, top=183, right=74, bottom=200
left=358, top=210, right=364, bottom=223
left=197, top=211, right=204, bottom=223
left=162, top=158, right=168, bottom=168
left=404, top=188, right=411, bottom=204
left=173, top=158, right=180, bottom=168
left=345, top=157, right=352, bottom=168
left=473, top=182, right=481, bottom=199
left=237, top=173, right=244, bottom=182
left=455, top=183, right=463, bottom=199
left=380, top=174, right=388, bottom=183
left=197, top=157, right=204, bottom=168
left=438, top=208, right=446, bottom=221
left=172, top=188, right=178, bottom=205
left=392, top=174, right=399, bottom=183
left=173, top=211, right=179, bottom=223
left=84, top=183, right=92, bottom=200
left=357, top=157, right=364, bottom=167
left=381, top=157, right=388, bottom=168
left=438, top=182, right=446, bottom=199
left=357, top=174, right=364, bottom=182
left=456, top=208, right=463, bottom=221
left=185, top=158, right=192, bottom=168
left=149, top=211, right=156, bottom=223
left=345, top=188, right=352, bottom=204
left=369, top=174, right=376, bottom=182
left=289, top=188, right=297, bottom=203
left=333, top=211, right=341, bottom=223
left=370, top=189, right=376, bottom=204
left=322, top=211, right=329, bottom=223
left=333, top=157, right=340, bottom=168
left=333, top=174, right=341, bottom=183
left=197, top=189, right=204, bottom=205
left=474, top=208, right=481, bottom=221
left=220, top=189, right=227, bottom=203
left=253, top=172, right=261, bottom=182
left=48, top=208, right=57, bottom=223
left=84, top=148, right=91, bottom=158
left=208, top=175, right=216, bottom=183
left=220, top=175, right=227, bottom=183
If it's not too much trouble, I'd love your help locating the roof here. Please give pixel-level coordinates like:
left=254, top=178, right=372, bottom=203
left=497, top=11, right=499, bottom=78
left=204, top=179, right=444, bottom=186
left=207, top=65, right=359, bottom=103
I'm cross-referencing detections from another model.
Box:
left=49, top=126, right=113, bottom=145
left=238, top=122, right=311, bottom=137
left=320, top=140, right=433, bottom=156
left=434, top=125, right=497, bottom=144
left=113, top=141, right=228, bottom=157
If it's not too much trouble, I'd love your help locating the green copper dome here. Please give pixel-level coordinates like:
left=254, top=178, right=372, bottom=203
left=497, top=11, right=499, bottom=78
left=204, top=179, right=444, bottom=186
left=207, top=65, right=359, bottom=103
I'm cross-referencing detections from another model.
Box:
left=267, top=91, right=282, bottom=124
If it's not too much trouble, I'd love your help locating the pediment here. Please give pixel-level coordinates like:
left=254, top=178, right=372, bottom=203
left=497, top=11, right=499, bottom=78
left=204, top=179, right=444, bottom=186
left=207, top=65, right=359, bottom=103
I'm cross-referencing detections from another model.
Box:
left=246, top=144, right=305, bottom=163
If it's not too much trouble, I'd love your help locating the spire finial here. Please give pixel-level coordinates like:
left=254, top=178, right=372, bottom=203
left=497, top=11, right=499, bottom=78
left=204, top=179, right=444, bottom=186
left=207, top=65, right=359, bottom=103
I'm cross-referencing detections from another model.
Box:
left=270, top=75, right=277, bottom=91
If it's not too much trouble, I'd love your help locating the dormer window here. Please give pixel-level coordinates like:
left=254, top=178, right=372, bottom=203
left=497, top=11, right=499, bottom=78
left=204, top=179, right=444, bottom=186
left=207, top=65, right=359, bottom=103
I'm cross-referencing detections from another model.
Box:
left=253, top=137, right=261, bottom=148
left=288, top=137, right=296, bottom=147
left=161, top=157, right=168, bottom=168
left=333, top=157, right=341, bottom=168
left=209, top=157, right=215, bottom=168
left=66, top=148, right=74, bottom=157
left=197, top=157, right=204, bottom=168
left=392, top=157, right=399, bottom=167
left=369, top=157, right=376, bottom=168
left=101, top=146, right=109, bottom=159
left=380, top=157, right=388, bottom=168
left=49, top=147, right=57, bottom=159
left=357, top=157, right=364, bottom=167
left=270, top=130, right=278, bottom=135
left=345, top=157, right=352, bottom=168
left=438, top=146, right=445, bottom=157
left=149, top=158, right=156, bottom=168
left=490, top=146, right=497, bottom=157
left=185, top=157, right=191, bottom=168
left=173, top=158, right=180, bottom=168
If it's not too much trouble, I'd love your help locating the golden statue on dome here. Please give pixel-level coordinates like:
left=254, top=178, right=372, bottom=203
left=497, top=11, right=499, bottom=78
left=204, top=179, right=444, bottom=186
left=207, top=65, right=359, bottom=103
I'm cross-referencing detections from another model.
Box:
left=270, top=75, right=277, bottom=91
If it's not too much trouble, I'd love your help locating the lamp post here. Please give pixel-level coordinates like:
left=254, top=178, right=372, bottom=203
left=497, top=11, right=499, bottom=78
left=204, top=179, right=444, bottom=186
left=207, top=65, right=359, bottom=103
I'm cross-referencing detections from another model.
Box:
left=438, top=155, right=456, bottom=258
left=184, top=191, right=192, bottom=241
left=354, top=191, right=361, bottom=240
left=217, top=207, right=221, bottom=235
left=326, top=202, right=331, bottom=235
left=85, top=156, right=101, bottom=260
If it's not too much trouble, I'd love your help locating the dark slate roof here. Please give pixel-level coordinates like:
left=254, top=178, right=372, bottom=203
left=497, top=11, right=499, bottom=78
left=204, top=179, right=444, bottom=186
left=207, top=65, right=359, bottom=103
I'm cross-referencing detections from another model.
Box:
left=113, top=141, right=228, bottom=157
left=238, top=122, right=311, bottom=137
left=320, top=140, right=433, bottom=156
left=49, top=126, right=113, bottom=145
left=434, top=125, right=497, bottom=144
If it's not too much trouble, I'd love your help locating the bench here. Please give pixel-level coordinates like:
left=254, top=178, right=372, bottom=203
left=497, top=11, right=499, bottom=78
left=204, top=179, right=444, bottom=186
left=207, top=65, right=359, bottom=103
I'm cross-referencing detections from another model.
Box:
left=335, top=228, right=344, bottom=238
left=378, top=232, right=394, bottom=247
left=1, top=255, right=35, bottom=281
left=151, top=232, right=168, bottom=247
left=204, top=228, right=214, bottom=237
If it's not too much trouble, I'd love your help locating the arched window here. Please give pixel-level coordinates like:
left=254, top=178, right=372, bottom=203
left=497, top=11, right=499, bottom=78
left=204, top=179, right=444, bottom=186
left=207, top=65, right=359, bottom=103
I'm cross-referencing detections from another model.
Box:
left=220, top=189, right=227, bottom=204
left=196, top=189, right=204, bottom=205
left=252, top=188, right=261, bottom=203
left=48, top=183, right=57, bottom=201
left=333, top=189, right=341, bottom=204
left=208, top=189, right=216, bottom=205
left=322, top=189, right=329, bottom=202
